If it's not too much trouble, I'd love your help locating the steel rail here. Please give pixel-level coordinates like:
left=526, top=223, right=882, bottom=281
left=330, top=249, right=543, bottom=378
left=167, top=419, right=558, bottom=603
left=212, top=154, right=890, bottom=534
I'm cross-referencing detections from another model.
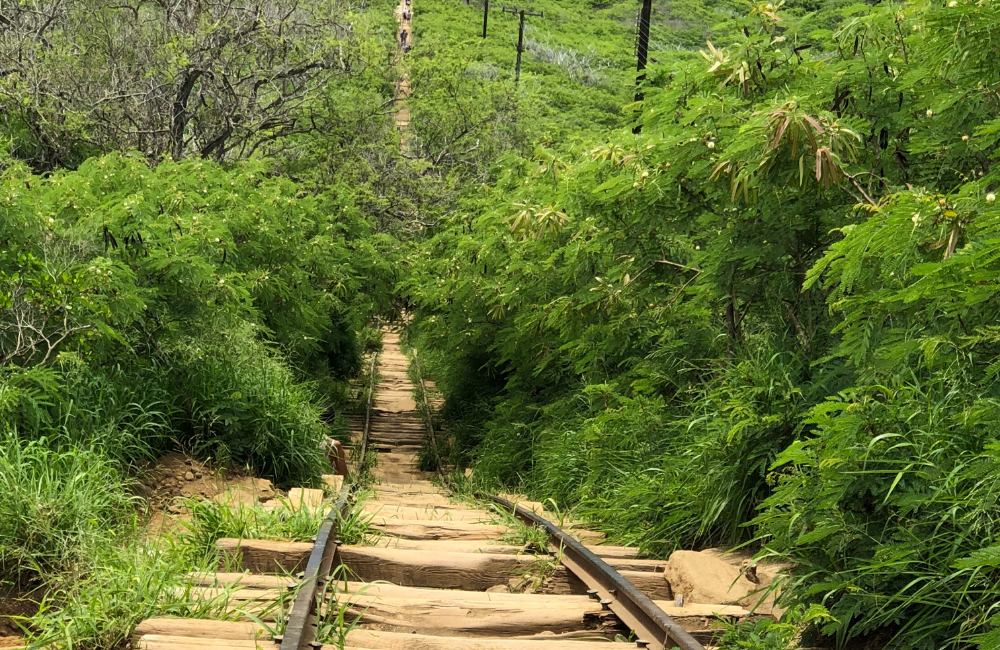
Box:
left=356, top=347, right=379, bottom=473
left=278, top=346, right=379, bottom=650
left=486, top=496, right=706, bottom=650
left=410, top=349, right=445, bottom=480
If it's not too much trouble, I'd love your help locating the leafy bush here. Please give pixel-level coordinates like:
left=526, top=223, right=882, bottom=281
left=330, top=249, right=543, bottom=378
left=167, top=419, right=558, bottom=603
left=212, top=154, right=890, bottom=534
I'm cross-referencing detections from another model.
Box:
left=755, top=381, right=1000, bottom=648
left=29, top=536, right=246, bottom=650
left=0, top=152, right=392, bottom=483
left=405, top=0, right=1000, bottom=648
left=164, top=322, right=329, bottom=485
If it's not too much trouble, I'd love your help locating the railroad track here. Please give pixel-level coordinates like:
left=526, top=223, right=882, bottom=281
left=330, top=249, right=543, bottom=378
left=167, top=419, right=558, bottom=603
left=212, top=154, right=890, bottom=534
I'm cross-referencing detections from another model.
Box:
left=133, top=328, right=751, bottom=650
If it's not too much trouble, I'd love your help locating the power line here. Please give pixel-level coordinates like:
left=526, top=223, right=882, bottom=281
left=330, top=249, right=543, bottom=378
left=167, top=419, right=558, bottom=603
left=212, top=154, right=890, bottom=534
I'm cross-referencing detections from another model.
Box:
left=502, top=6, right=542, bottom=84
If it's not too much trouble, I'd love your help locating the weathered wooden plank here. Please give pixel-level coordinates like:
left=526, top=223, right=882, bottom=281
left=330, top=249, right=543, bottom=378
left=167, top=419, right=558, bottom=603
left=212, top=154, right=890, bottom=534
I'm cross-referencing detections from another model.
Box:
left=371, top=539, right=529, bottom=554
left=335, top=581, right=747, bottom=617
left=333, top=590, right=600, bottom=636
left=287, top=487, right=325, bottom=511
left=137, top=635, right=266, bottom=650
left=618, top=569, right=673, bottom=599
left=186, top=572, right=294, bottom=589
left=582, top=544, right=644, bottom=559
left=362, top=505, right=497, bottom=522
left=341, top=629, right=631, bottom=650
left=215, top=538, right=312, bottom=573
left=338, top=546, right=537, bottom=590
left=369, top=519, right=509, bottom=541
left=601, top=557, right=666, bottom=572
left=133, top=619, right=268, bottom=642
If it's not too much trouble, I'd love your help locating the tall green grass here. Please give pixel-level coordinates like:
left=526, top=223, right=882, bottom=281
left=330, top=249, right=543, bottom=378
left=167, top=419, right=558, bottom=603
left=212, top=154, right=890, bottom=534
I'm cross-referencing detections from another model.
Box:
left=28, top=538, right=230, bottom=650
left=164, top=321, right=330, bottom=486
left=0, top=437, right=136, bottom=585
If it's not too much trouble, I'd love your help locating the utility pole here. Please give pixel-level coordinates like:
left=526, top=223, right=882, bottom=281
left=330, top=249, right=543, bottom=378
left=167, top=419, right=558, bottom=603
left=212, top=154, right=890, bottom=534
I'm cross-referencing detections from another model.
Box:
left=482, top=0, right=489, bottom=37
left=502, top=6, right=542, bottom=83
left=633, top=0, right=653, bottom=133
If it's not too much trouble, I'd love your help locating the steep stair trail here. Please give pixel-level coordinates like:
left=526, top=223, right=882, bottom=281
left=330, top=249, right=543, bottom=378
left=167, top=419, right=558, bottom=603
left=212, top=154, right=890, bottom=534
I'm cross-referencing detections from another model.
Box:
left=393, top=0, right=412, bottom=137
left=131, top=329, right=751, bottom=650
left=332, top=333, right=749, bottom=649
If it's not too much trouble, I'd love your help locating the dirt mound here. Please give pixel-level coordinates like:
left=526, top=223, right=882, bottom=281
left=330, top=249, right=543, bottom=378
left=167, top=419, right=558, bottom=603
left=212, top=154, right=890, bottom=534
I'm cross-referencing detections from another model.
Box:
left=0, top=585, right=38, bottom=642
left=140, top=452, right=281, bottom=535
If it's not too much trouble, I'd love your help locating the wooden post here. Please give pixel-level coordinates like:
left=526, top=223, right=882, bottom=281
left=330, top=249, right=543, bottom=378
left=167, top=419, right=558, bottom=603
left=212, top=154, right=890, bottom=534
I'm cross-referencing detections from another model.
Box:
left=516, top=10, right=525, bottom=82
left=482, top=0, right=489, bottom=37
left=633, top=0, right=653, bottom=132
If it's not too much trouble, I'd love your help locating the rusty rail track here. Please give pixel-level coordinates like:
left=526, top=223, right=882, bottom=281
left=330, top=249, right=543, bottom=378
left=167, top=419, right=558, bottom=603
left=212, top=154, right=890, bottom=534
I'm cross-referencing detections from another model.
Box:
left=277, top=333, right=708, bottom=650
left=413, top=349, right=706, bottom=650
left=277, top=346, right=378, bottom=650
left=489, top=494, right=704, bottom=650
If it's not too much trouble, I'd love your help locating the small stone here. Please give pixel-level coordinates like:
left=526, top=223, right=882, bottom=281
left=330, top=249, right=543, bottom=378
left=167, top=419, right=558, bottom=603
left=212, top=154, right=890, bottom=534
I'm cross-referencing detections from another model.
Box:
left=184, top=471, right=195, bottom=481
left=195, top=472, right=203, bottom=479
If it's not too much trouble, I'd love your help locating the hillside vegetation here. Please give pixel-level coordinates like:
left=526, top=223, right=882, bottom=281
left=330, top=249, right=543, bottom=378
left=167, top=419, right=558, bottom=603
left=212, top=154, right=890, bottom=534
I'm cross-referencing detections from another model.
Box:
left=2, top=0, right=1000, bottom=649
left=405, top=1, right=1000, bottom=649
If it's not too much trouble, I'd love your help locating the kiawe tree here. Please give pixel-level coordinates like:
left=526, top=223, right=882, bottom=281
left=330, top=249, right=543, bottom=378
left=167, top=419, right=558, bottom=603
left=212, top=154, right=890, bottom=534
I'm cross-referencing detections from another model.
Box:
left=0, top=0, right=371, bottom=168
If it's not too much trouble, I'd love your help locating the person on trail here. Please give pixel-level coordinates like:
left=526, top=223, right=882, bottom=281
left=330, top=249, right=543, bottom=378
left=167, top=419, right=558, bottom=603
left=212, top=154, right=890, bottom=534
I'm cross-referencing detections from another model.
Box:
left=321, top=436, right=348, bottom=476
left=403, top=8, right=411, bottom=20
left=400, top=29, right=408, bottom=46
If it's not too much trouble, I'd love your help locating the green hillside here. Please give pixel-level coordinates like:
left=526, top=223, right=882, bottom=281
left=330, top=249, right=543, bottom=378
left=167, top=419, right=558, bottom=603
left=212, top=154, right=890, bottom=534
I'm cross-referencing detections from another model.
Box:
left=5, top=0, right=1000, bottom=649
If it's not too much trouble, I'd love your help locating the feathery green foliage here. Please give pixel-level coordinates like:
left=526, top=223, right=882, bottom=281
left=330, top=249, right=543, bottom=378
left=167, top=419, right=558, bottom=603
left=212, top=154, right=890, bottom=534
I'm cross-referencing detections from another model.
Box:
left=404, top=0, right=1000, bottom=648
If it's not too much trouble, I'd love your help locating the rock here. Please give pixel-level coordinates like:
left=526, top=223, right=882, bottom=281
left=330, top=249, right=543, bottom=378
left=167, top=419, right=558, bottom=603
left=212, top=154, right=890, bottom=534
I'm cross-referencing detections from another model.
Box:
left=664, top=550, right=755, bottom=606
left=485, top=584, right=508, bottom=593
left=214, top=487, right=260, bottom=508
left=701, top=548, right=788, bottom=617
left=322, top=474, right=344, bottom=492
left=184, top=471, right=195, bottom=481
left=195, top=472, right=203, bottom=479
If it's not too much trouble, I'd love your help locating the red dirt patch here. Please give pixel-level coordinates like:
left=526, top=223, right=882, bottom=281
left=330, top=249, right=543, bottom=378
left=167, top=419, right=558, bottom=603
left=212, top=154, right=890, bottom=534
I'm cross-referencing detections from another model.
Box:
left=139, top=452, right=283, bottom=535
left=0, top=585, right=39, bottom=641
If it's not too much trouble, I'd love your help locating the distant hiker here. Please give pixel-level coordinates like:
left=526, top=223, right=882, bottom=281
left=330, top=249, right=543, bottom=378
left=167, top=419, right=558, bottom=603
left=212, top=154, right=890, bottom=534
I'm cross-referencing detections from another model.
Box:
left=403, top=8, right=411, bottom=20
left=400, top=29, right=408, bottom=46
left=405, top=0, right=411, bottom=6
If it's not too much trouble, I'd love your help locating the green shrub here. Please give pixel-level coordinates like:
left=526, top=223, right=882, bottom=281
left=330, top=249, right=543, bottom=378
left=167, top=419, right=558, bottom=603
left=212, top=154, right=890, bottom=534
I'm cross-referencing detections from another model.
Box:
left=754, top=381, right=1000, bottom=649
left=164, top=321, right=329, bottom=486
